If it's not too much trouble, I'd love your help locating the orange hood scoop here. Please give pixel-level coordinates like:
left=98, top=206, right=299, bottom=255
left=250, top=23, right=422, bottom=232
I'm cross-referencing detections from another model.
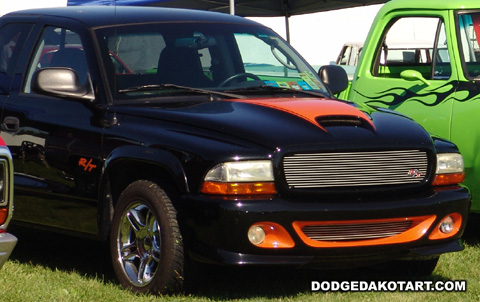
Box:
left=236, top=98, right=375, bottom=132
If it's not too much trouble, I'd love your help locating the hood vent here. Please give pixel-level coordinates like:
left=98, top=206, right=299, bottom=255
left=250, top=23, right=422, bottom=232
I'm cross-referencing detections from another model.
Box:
left=316, top=115, right=374, bottom=131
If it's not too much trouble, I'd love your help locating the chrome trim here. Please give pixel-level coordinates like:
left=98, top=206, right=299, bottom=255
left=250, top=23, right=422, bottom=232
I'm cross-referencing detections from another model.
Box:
left=0, top=233, right=17, bottom=269
left=301, top=220, right=412, bottom=241
left=283, top=150, right=428, bottom=188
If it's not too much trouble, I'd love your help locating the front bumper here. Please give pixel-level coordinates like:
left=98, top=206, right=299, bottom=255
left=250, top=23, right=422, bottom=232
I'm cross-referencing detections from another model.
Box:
left=0, top=233, right=17, bottom=269
left=178, top=186, right=470, bottom=268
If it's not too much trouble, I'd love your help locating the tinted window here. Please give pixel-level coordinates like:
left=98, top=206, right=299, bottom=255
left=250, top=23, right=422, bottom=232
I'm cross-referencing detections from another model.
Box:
left=95, top=22, right=327, bottom=102
left=24, top=26, right=90, bottom=93
left=0, top=23, right=32, bottom=94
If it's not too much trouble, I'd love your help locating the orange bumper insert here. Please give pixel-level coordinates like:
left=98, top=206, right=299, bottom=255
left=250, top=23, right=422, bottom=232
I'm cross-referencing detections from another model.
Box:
left=293, top=215, right=436, bottom=248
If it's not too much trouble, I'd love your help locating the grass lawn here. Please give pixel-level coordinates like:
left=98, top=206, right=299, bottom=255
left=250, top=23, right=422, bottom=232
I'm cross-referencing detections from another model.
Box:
left=1, top=218, right=479, bottom=302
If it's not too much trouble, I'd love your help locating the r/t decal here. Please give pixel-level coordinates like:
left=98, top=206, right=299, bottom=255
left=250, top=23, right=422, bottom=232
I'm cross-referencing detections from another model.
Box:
left=79, top=158, right=97, bottom=172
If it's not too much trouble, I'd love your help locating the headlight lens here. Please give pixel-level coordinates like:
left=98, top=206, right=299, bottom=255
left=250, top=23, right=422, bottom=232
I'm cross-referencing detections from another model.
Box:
left=433, top=153, right=465, bottom=186
left=204, top=160, right=274, bottom=182
left=436, top=153, right=464, bottom=174
left=202, top=160, right=276, bottom=195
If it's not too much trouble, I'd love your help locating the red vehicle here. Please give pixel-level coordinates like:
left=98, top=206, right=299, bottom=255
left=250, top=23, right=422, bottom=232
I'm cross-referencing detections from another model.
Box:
left=0, top=137, right=15, bottom=270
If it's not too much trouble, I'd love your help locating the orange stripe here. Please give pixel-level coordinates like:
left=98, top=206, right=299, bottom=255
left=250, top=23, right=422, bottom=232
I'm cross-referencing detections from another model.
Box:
left=236, top=98, right=375, bottom=130
left=292, top=215, right=436, bottom=248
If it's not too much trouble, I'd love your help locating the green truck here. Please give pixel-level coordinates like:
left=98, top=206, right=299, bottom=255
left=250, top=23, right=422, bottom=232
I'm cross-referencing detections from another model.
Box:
left=339, top=0, right=480, bottom=212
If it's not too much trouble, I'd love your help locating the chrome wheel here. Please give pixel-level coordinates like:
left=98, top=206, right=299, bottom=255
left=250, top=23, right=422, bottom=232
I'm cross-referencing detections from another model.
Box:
left=110, top=180, right=184, bottom=294
left=117, top=202, right=161, bottom=287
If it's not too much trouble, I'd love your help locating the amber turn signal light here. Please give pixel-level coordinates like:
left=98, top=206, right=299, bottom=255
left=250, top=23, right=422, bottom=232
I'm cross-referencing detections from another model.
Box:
left=432, top=173, right=465, bottom=186
left=201, top=181, right=276, bottom=195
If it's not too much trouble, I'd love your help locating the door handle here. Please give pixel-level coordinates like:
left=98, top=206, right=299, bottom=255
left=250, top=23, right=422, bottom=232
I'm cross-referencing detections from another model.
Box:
left=2, top=116, right=19, bottom=132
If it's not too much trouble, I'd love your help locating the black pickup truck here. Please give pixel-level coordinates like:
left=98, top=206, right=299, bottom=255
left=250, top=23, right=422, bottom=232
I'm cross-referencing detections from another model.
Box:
left=0, top=6, right=471, bottom=294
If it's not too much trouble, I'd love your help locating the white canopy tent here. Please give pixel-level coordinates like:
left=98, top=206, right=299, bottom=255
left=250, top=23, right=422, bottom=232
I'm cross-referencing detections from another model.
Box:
left=67, top=0, right=386, bottom=42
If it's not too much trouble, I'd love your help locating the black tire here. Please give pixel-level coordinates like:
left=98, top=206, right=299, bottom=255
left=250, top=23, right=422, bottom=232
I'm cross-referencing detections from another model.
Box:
left=110, top=180, right=184, bottom=294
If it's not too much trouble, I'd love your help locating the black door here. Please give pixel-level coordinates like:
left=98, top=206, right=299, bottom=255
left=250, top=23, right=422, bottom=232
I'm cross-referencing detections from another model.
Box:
left=1, top=24, right=103, bottom=235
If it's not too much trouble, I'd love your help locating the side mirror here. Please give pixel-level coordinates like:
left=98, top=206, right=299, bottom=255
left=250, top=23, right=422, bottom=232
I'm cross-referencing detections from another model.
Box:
left=317, top=65, right=349, bottom=94
left=31, top=67, right=94, bottom=101
left=400, top=70, right=430, bottom=86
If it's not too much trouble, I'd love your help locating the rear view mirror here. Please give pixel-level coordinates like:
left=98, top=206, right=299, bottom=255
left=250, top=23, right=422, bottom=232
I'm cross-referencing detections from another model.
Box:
left=318, top=65, right=349, bottom=94
left=31, top=67, right=94, bottom=101
left=400, top=70, right=431, bottom=86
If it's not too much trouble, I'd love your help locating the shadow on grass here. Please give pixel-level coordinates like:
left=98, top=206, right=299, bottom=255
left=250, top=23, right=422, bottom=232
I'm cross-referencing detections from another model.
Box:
left=6, top=224, right=476, bottom=300
left=7, top=225, right=116, bottom=282
left=184, top=262, right=456, bottom=300
left=464, top=213, right=480, bottom=245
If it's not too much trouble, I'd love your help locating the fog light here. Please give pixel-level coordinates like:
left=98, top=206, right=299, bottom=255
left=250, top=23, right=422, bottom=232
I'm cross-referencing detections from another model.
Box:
left=247, top=222, right=295, bottom=248
left=439, top=216, right=454, bottom=234
left=429, top=213, right=462, bottom=240
left=248, top=225, right=265, bottom=246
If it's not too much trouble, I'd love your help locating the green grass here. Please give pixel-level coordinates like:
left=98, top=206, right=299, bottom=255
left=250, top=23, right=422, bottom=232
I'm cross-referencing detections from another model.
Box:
left=1, top=223, right=480, bottom=302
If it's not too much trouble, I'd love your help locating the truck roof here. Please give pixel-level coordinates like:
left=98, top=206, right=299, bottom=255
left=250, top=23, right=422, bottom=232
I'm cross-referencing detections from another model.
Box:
left=4, top=6, right=257, bottom=28
left=380, top=0, right=480, bottom=12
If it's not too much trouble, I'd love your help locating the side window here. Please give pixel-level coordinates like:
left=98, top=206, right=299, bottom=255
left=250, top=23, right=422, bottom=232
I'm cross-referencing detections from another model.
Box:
left=458, top=12, right=480, bottom=79
left=0, top=23, right=32, bottom=93
left=337, top=45, right=360, bottom=66
left=433, top=21, right=451, bottom=79
left=373, top=17, right=451, bottom=80
left=337, top=46, right=352, bottom=65
left=24, top=26, right=89, bottom=93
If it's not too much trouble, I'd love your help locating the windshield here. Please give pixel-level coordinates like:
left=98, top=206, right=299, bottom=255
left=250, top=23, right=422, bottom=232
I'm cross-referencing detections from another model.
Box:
left=95, top=22, right=328, bottom=102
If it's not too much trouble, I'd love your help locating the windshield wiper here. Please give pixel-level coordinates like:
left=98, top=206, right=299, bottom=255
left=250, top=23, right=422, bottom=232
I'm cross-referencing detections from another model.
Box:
left=119, top=83, right=245, bottom=99
left=225, top=85, right=330, bottom=98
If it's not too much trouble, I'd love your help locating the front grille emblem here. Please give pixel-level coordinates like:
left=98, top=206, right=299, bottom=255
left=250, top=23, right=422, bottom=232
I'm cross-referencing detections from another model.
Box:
left=408, top=169, right=422, bottom=178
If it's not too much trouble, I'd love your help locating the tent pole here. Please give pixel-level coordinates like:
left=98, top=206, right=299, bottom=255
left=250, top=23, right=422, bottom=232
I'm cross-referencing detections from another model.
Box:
left=285, top=14, right=290, bottom=43
left=230, top=0, right=235, bottom=15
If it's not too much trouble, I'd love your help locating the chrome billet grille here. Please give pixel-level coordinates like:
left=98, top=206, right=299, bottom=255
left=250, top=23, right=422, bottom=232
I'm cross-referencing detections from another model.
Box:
left=301, top=220, right=412, bottom=241
left=283, top=150, right=428, bottom=189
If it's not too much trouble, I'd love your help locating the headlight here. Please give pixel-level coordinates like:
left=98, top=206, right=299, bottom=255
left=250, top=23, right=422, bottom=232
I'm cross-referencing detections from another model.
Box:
left=201, top=160, right=276, bottom=195
left=204, top=160, right=274, bottom=182
left=432, top=153, right=465, bottom=186
left=436, top=153, right=464, bottom=174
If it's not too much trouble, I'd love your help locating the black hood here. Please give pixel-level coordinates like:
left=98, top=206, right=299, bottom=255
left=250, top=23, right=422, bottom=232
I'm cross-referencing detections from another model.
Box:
left=114, top=97, right=433, bottom=151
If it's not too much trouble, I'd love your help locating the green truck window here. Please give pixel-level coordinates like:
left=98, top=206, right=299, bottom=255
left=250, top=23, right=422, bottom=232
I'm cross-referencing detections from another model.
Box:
left=374, top=17, right=451, bottom=80
left=458, top=13, right=480, bottom=79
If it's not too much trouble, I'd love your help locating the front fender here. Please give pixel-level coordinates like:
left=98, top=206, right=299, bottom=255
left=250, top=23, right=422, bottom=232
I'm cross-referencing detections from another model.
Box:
left=102, top=145, right=188, bottom=193
left=97, top=145, right=188, bottom=240
left=432, top=136, right=460, bottom=154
